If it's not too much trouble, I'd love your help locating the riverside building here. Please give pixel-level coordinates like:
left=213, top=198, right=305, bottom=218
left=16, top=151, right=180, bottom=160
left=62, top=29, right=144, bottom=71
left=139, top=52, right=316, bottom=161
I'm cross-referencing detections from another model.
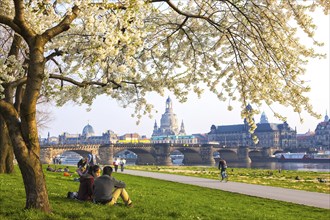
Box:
left=207, top=111, right=297, bottom=149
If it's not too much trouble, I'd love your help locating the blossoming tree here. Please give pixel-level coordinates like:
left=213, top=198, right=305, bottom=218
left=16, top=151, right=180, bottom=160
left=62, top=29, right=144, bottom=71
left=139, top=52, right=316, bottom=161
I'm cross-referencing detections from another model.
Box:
left=0, top=0, right=328, bottom=212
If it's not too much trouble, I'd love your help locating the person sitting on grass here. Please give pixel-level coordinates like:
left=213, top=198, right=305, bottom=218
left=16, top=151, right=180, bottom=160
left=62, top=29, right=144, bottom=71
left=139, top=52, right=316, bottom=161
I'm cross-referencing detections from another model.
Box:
left=46, top=165, right=55, bottom=172
left=93, top=166, right=133, bottom=207
left=76, top=165, right=101, bottom=201
left=64, top=166, right=70, bottom=172
left=76, top=157, right=88, bottom=177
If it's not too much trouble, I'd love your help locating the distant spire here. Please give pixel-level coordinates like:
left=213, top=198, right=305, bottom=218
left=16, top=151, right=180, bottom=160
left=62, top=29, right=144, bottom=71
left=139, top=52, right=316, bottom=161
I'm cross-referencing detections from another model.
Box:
left=179, top=120, right=186, bottom=134
left=325, top=110, right=329, bottom=122
left=246, top=103, right=253, bottom=112
left=260, top=112, right=269, bottom=124
left=165, top=96, right=173, bottom=113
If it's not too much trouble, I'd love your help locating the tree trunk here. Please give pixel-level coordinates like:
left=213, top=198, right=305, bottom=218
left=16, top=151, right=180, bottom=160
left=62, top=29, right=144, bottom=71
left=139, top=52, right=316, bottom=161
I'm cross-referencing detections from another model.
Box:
left=0, top=4, right=79, bottom=212
left=19, top=38, right=50, bottom=212
left=0, top=37, right=51, bottom=212
left=0, top=115, right=14, bottom=173
left=16, top=148, right=49, bottom=210
left=0, top=100, right=51, bottom=212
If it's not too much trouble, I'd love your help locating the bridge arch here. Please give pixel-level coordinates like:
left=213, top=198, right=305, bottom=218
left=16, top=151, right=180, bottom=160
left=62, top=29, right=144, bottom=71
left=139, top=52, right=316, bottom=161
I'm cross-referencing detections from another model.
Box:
left=122, top=148, right=156, bottom=165
left=40, top=145, right=99, bottom=164
left=273, top=150, right=285, bottom=155
left=171, top=147, right=203, bottom=165
left=215, top=149, right=238, bottom=162
left=41, top=143, right=279, bottom=166
left=113, top=150, right=137, bottom=164
left=249, top=150, right=263, bottom=157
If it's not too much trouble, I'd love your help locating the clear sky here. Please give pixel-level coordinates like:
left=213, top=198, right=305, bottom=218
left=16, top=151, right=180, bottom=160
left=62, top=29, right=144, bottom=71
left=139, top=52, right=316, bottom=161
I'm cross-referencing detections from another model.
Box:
left=40, top=10, right=330, bottom=138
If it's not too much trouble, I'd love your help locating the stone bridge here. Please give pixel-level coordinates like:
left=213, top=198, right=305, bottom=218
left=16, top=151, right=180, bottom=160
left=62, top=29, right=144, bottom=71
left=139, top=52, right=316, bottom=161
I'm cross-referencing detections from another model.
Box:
left=40, top=143, right=281, bottom=166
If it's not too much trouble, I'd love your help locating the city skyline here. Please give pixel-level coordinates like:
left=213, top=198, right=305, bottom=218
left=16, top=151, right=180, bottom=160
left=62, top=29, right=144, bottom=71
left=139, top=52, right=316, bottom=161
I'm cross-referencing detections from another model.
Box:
left=39, top=11, right=329, bottom=139
left=40, top=90, right=329, bottom=138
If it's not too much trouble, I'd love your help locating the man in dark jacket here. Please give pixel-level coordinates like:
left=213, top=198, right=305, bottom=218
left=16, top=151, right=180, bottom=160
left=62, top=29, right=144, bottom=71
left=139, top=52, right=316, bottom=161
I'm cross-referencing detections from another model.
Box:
left=93, top=166, right=133, bottom=207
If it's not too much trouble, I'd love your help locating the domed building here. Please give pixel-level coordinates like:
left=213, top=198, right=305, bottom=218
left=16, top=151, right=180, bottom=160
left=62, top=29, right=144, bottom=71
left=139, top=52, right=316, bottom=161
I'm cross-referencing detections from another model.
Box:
left=151, top=97, right=197, bottom=144
left=82, top=123, right=95, bottom=137
left=152, top=97, right=185, bottom=136
left=56, top=123, right=118, bottom=145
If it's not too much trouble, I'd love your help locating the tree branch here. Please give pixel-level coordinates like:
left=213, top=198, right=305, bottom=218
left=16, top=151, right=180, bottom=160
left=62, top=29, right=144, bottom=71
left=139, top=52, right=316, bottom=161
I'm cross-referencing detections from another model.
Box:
left=13, top=0, right=36, bottom=40
left=0, top=15, right=22, bottom=35
left=45, top=49, right=64, bottom=61
left=49, top=74, right=121, bottom=89
left=41, top=5, right=80, bottom=42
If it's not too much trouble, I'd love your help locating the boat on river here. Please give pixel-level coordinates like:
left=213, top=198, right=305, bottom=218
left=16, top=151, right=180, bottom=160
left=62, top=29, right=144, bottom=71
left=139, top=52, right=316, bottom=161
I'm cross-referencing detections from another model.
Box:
left=275, top=152, right=330, bottom=163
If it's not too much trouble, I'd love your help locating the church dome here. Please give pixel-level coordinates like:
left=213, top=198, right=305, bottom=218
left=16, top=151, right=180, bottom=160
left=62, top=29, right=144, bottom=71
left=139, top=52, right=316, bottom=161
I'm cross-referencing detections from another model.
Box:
left=82, top=124, right=95, bottom=137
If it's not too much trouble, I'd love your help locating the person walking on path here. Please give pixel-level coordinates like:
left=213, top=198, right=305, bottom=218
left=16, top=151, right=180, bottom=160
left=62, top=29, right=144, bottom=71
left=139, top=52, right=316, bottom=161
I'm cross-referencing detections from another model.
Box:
left=120, top=158, right=126, bottom=172
left=113, top=158, right=119, bottom=172
left=218, top=158, right=228, bottom=182
left=93, top=166, right=133, bottom=207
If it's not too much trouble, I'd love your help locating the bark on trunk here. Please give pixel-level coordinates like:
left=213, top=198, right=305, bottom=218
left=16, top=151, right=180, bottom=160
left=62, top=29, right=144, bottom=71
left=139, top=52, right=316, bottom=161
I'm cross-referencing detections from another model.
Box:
left=0, top=100, right=51, bottom=212
left=17, top=150, right=49, bottom=210
left=0, top=115, right=14, bottom=173
left=17, top=37, right=51, bottom=212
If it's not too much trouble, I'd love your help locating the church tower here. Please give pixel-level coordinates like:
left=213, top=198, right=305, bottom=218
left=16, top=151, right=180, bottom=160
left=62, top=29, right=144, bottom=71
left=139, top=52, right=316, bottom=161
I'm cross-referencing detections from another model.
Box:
left=179, top=120, right=186, bottom=135
left=260, top=112, right=269, bottom=124
left=152, top=120, right=159, bottom=136
left=324, top=110, right=329, bottom=122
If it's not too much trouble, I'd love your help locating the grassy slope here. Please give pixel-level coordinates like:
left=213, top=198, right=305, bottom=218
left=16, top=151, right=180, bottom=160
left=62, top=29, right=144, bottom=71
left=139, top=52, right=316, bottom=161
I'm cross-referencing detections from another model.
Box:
left=0, top=165, right=329, bottom=220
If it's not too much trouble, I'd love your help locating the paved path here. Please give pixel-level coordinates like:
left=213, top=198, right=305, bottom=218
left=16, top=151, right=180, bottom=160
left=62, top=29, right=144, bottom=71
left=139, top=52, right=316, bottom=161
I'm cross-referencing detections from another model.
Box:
left=122, top=170, right=330, bottom=209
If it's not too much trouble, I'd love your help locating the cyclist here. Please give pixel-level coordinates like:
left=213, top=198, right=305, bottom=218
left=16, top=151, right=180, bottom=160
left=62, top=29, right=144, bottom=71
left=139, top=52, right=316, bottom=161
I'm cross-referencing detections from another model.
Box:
left=218, top=158, right=228, bottom=182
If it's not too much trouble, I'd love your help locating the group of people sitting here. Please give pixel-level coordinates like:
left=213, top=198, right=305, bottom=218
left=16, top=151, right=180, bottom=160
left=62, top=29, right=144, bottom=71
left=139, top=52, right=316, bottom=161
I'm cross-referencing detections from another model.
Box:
left=46, top=165, right=70, bottom=173
left=68, top=156, right=133, bottom=207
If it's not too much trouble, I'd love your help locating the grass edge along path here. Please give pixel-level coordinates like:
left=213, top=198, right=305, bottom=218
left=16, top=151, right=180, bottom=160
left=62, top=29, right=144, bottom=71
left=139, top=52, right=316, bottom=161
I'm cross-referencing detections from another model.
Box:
left=125, top=165, right=330, bottom=194
left=0, top=165, right=329, bottom=220
left=122, top=169, right=330, bottom=209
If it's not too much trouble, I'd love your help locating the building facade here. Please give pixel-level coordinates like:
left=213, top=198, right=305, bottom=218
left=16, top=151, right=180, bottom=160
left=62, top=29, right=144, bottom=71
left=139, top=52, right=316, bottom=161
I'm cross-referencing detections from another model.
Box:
left=207, top=112, right=297, bottom=148
left=296, top=130, right=315, bottom=148
left=314, top=113, right=330, bottom=149
left=40, top=124, right=119, bottom=145
left=117, top=133, right=151, bottom=144
left=296, top=112, right=330, bottom=150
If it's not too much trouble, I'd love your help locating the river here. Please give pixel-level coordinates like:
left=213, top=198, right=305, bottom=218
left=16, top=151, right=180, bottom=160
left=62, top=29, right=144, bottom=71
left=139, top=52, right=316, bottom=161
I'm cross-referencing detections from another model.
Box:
left=226, top=161, right=330, bottom=172
left=60, top=156, right=330, bottom=172
left=172, top=159, right=330, bottom=172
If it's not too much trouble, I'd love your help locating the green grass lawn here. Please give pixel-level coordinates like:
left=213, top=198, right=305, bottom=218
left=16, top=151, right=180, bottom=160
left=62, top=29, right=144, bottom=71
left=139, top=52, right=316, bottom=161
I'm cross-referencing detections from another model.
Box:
left=126, top=165, right=330, bottom=194
left=0, top=165, right=329, bottom=220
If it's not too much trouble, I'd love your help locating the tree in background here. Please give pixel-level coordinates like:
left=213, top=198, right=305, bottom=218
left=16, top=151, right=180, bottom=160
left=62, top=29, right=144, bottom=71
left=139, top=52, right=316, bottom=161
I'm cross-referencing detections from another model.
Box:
left=0, top=0, right=328, bottom=212
left=0, top=26, right=24, bottom=174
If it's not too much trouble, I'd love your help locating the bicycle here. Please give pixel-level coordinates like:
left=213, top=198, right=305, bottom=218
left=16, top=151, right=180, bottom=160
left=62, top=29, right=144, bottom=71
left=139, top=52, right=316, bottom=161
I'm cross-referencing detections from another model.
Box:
left=220, top=170, right=228, bottom=182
